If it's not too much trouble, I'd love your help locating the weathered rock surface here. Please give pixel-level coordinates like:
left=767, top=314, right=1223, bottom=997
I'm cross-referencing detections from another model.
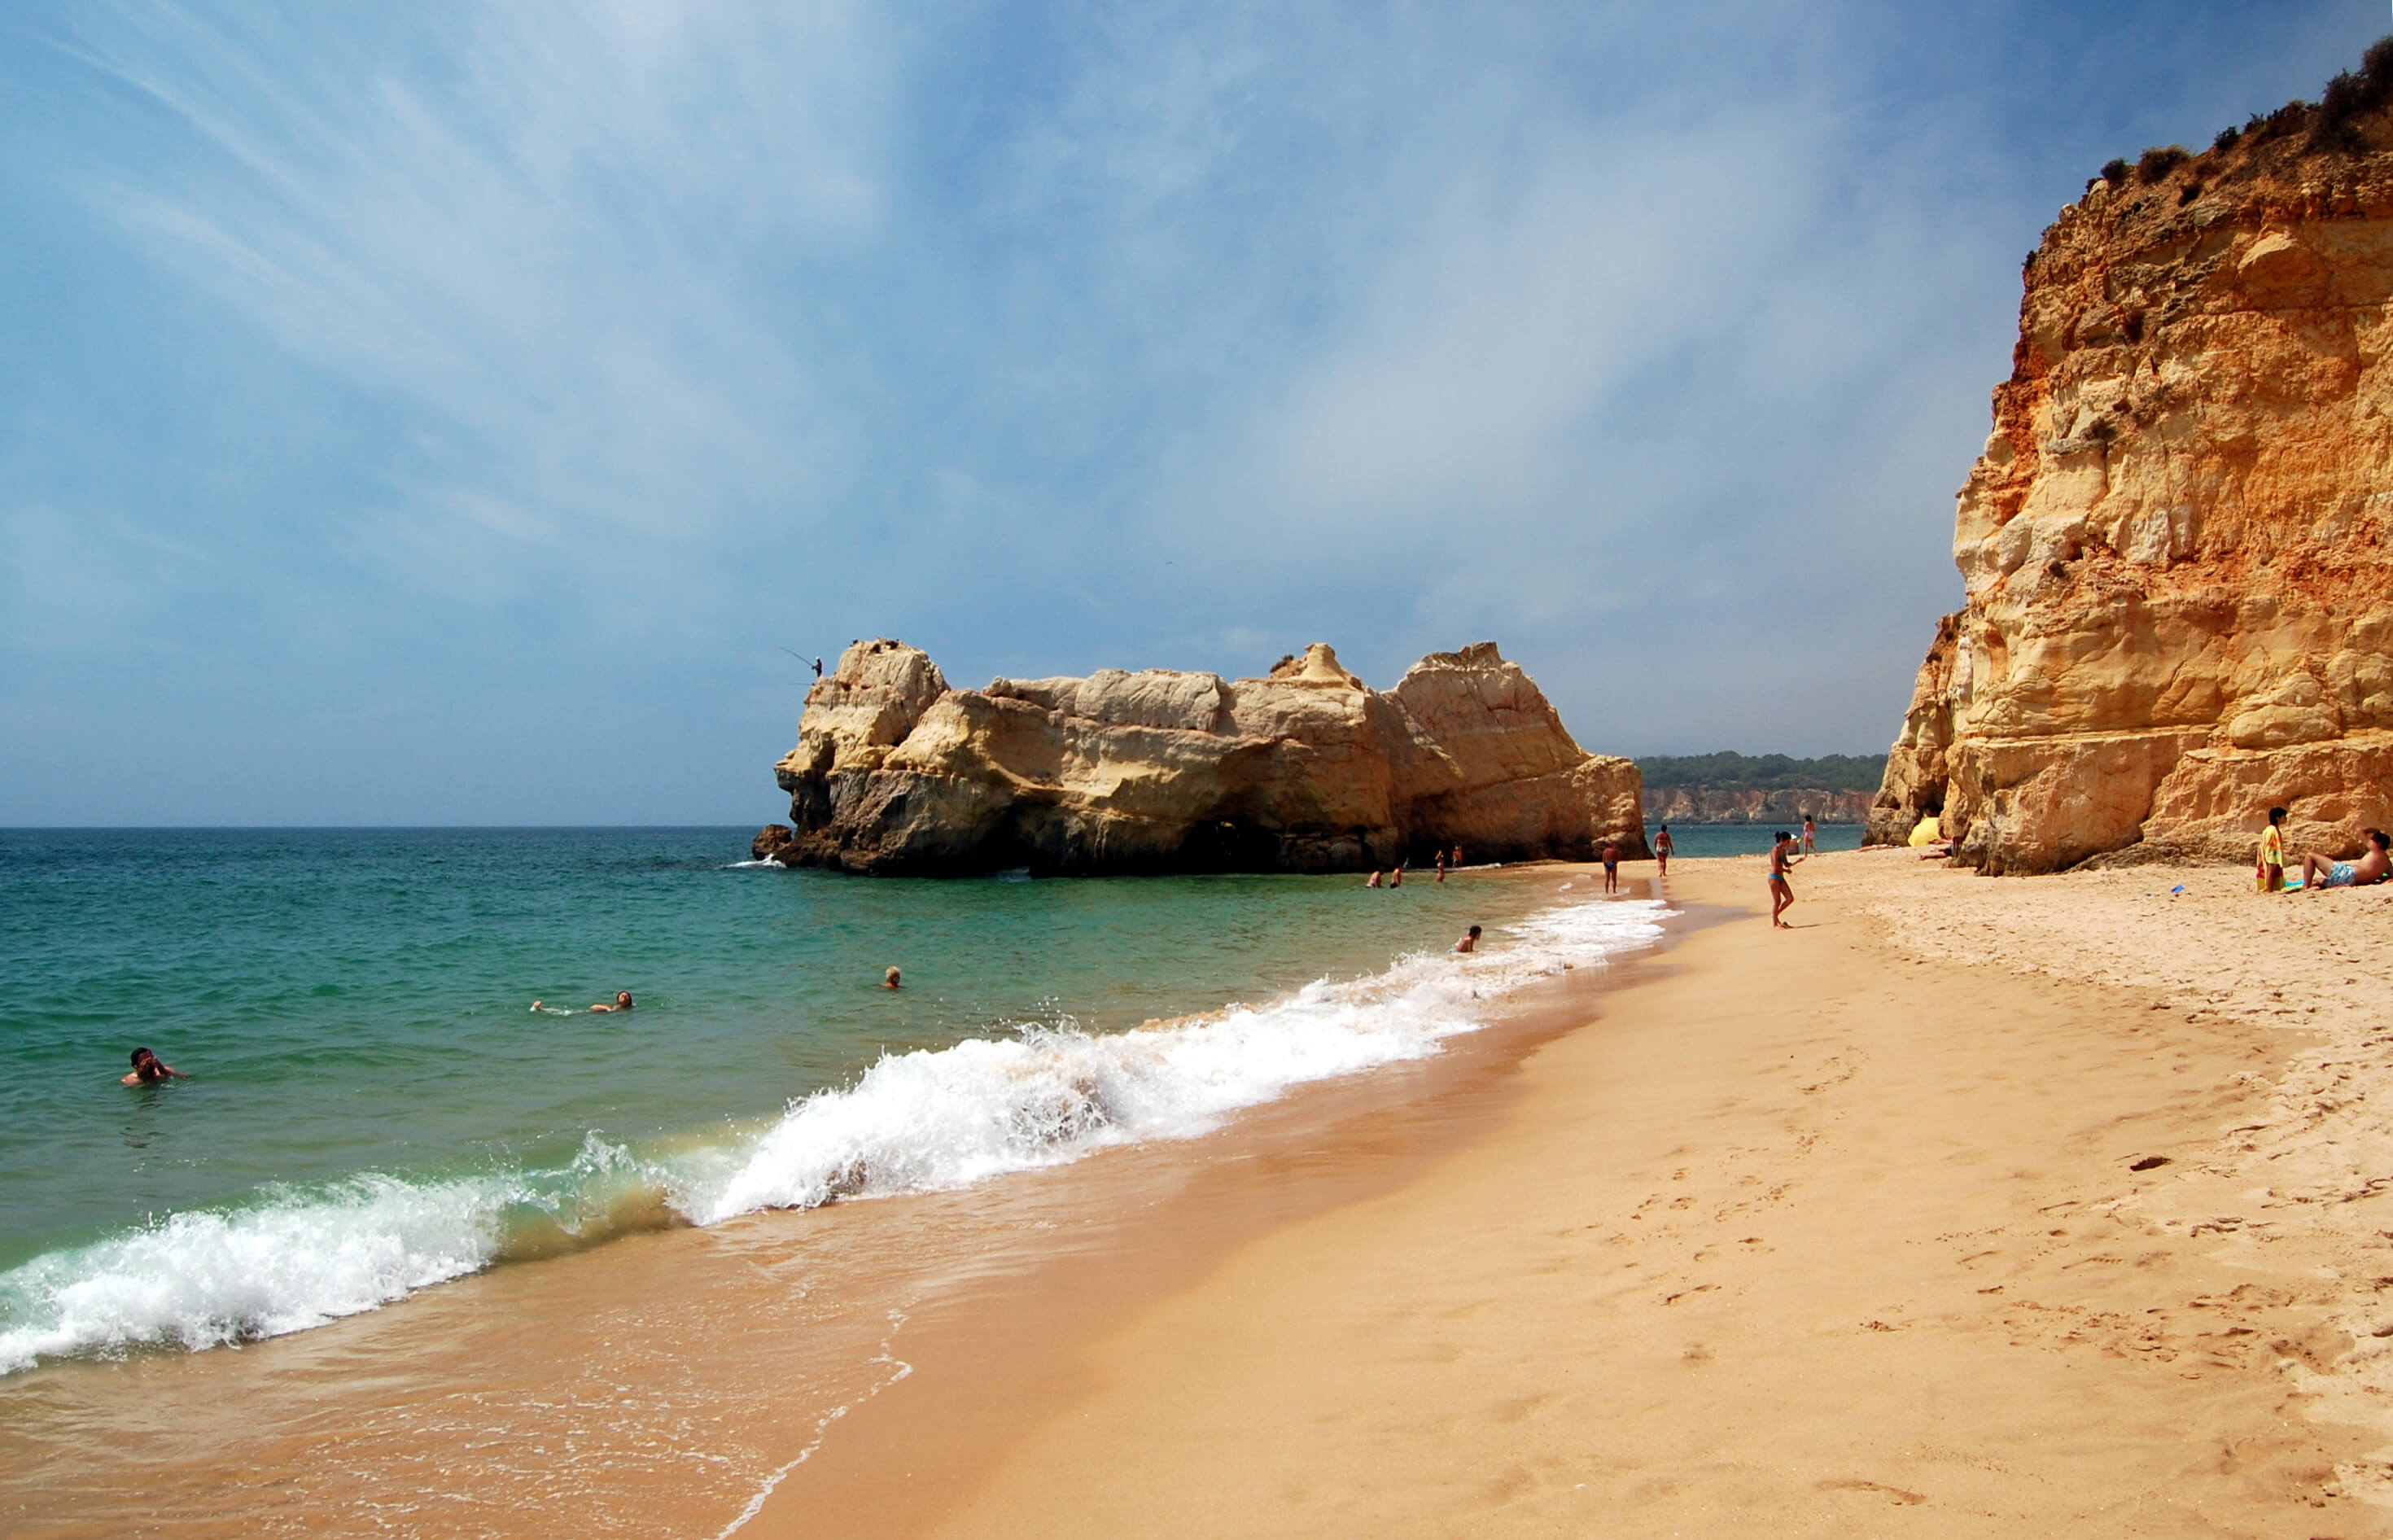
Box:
left=1873, top=94, right=2393, bottom=872
left=762, top=639, right=1646, bottom=876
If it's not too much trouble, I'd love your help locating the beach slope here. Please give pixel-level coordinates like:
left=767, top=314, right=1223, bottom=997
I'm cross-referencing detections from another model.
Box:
left=837, top=853, right=2391, bottom=1538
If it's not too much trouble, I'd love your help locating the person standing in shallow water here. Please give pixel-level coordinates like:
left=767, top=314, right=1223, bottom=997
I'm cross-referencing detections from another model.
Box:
left=1454, top=925, right=1481, bottom=953
left=1434, top=850, right=1446, bottom=883
left=1601, top=840, right=1620, bottom=894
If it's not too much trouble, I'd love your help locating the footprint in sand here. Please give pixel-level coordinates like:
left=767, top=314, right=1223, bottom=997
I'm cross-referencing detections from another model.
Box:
left=1818, top=1478, right=1927, bottom=1505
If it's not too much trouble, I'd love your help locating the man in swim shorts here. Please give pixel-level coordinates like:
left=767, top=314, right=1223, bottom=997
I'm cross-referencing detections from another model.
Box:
left=1455, top=925, right=1481, bottom=954
left=1601, top=839, right=1620, bottom=894
left=2296, top=828, right=2391, bottom=890
left=1769, top=830, right=1800, bottom=929
left=121, top=1047, right=184, bottom=1085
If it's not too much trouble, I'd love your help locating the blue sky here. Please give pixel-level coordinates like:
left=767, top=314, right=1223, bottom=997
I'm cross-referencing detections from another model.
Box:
left=2, top=2, right=2383, bottom=825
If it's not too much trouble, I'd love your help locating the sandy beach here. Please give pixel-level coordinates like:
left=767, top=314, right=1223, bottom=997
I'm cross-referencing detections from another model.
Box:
left=754, top=851, right=2393, bottom=1538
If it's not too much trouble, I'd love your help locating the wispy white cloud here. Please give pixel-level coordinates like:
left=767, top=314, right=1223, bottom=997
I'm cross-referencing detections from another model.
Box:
left=2, top=1, right=2384, bottom=818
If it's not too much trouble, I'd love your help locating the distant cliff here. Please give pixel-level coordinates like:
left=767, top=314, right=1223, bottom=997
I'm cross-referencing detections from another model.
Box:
left=757, top=640, right=1647, bottom=876
left=1643, top=788, right=1875, bottom=826
left=1637, top=752, right=1880, bottom=825
left=1873, top=46, right=2393, bottom=871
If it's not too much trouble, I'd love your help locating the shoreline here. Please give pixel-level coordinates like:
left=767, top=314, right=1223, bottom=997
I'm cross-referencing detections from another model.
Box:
left=771, top=851, right=2391, bottom=1538
left=729, top=866, right=1681, bottom=1537
left=0, top=863, right=1658, bottom=1537
left=12, top=851, right=2391, bottom=1533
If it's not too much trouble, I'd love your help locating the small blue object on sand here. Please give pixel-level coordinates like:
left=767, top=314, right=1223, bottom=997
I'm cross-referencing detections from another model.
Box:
left=2169, top=884, right=2188, bottom=895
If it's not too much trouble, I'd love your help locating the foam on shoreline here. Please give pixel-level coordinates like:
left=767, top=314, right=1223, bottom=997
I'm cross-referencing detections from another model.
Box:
left=0, top=895, right=1669, bottom=1376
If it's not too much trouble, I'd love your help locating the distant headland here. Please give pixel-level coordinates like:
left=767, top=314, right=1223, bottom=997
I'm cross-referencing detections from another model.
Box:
left=1637, top=751, right=1884, bottom=826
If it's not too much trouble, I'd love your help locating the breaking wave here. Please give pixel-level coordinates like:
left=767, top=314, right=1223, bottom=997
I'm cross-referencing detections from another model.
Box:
left=0, top=898, right=1669, bottom=1375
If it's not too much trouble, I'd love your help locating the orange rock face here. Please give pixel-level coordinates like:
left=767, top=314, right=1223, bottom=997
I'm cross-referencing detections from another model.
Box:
left=1872, top=118, right=2393, bottom=872
left=765, top=639, right=1646, bottom=876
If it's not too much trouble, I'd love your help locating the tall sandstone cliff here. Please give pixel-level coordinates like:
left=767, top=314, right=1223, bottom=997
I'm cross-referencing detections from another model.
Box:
left=1872, top=85, right=2393, bottom=873
left=760, top=640, right=1646, bottom=876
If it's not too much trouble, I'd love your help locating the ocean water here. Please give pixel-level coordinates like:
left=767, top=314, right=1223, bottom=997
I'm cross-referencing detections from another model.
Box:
left=1650, top=822, right=1865, bottom=858
left=0, top=828, right=1669, bottom=1376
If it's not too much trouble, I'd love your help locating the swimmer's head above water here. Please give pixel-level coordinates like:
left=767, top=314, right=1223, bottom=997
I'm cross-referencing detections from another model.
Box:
left=121, top=1047, right=182, bottom=1085
left=884, top=967, right=902, bottom=990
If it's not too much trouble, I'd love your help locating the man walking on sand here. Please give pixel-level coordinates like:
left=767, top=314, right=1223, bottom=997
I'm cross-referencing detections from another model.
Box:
left=1769, top=829, right=1801, bottom=929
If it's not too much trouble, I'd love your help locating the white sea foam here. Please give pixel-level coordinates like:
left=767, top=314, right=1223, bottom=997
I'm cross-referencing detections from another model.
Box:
left=0, top=898, right=1669, bottom=1374
left=685, top=895, right=1669, bottom=1220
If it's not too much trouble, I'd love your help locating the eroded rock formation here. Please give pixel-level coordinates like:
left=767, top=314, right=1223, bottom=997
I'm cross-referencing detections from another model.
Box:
left=1872, top=81, right=2393, bottom=872
left=759, top=639, right=1645, bottom=876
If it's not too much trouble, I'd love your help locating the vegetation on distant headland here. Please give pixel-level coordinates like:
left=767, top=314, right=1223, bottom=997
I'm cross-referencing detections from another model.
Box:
left=1634, top=752, right=1887, bottom=794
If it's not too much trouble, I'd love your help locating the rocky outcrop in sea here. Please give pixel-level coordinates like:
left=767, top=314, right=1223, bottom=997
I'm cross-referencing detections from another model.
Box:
left=1872, top=63, right=2393, bottom=872
left=758, top=640, right=1646, bottom=876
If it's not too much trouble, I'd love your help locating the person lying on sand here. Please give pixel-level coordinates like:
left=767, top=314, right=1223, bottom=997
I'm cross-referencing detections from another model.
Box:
left=591, top=991, right=634, bottom=1013
left=2295, top=829, right=2391, bottom=890
left=120, top=1047, right=183, bottom=1086
left=1455, top=925, right=1481, bottom=954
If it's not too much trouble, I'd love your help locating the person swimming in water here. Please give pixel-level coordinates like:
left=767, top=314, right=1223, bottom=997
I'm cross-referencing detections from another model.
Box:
left=883, top=967, right=902, bottom=990
left=1455, top=925, right=1482, bottom=954
left=120, top=1047, right=184, bottom=1086
left=590, top=991, right=634, bottom=1013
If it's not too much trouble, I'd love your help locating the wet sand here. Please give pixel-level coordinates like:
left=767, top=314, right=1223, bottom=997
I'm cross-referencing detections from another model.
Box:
left=0, top=867, right=1632, bottom=1538
left=777, top=851, right=2393, bottom=1538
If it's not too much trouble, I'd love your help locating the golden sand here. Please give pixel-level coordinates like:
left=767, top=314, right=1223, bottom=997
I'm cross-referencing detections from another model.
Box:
left=759, top=851, right=2393, bottom=1538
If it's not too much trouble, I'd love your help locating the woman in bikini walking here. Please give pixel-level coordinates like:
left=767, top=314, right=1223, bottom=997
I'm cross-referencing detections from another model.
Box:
left=1769, top=829, right=1801, bottom=929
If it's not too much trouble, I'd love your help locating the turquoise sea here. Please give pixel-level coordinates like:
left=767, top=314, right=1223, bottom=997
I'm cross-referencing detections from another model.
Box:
left=0, top=827, right=1672, bottom=1375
